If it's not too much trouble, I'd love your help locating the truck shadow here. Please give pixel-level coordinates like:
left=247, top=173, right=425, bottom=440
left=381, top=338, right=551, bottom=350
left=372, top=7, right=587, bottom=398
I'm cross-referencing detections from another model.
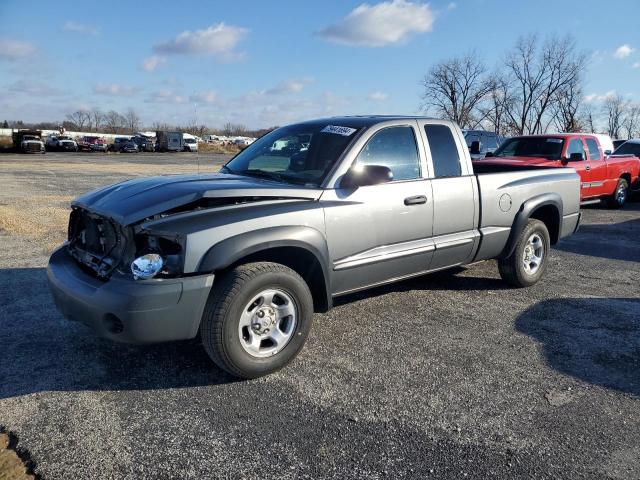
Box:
left=554, top=217, right=640, bottom=262
left=515, top=297, right=640, bottom=396
left=0, top=267, right=236, bottom=400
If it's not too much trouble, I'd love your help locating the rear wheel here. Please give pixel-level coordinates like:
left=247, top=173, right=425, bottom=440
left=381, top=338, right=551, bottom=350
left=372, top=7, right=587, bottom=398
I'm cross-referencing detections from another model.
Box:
left=606, top=178, right=628, bottom=209
left=498, top=219, right=550, bottom=288
left=200, top=262, right=313, bottom=379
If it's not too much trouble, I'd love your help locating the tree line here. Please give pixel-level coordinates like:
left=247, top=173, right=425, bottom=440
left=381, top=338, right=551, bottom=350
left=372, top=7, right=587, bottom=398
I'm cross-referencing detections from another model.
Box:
left=421, top=34, right=640, bottom=139
left=3, top=114, right=275, bottom=139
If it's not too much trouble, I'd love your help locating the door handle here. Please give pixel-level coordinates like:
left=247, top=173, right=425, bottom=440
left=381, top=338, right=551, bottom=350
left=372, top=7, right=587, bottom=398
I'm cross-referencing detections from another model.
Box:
left=585, top=165, right=591, bottom=171
left=404, top=195, right=427, bottom=205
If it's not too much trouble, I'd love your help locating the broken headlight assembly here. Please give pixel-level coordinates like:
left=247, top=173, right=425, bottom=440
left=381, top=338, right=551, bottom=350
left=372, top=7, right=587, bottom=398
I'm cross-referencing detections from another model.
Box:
left=130, top=234, right=184, bottom=280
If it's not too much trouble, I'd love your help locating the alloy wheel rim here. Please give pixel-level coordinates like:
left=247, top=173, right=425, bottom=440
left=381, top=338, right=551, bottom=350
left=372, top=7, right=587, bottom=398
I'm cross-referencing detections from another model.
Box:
left=522, top=233, right=544, bottom=275
left=617, top=184, right=626, bottom=205
left=238, top=288, right=297, bottom=358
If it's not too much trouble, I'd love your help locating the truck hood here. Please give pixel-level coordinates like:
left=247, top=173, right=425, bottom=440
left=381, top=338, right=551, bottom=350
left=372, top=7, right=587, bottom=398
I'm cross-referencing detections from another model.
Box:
left=72, top=173, right=323, bottom=226
left=475, top=156, right=562, bottom=167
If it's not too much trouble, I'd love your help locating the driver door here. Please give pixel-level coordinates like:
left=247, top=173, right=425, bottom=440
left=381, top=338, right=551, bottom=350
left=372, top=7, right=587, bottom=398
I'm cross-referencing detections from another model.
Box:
left=322, top=122, right=434, bottom=295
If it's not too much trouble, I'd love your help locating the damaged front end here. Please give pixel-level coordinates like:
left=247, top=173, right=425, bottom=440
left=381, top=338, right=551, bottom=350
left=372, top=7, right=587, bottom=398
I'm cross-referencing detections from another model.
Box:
left=67, top=207, right=187, bottom=281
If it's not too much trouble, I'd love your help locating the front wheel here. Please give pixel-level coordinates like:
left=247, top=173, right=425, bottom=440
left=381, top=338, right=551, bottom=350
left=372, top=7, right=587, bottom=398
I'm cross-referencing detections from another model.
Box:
left=606, top=178, right=628, bottom=209
left=200, top=262, right=314, bottom=379
left=498, top=219, right=550, bottom=288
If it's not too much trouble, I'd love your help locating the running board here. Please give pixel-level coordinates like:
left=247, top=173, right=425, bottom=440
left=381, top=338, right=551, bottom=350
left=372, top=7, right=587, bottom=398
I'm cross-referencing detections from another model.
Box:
left=580, top=199, right=601, bottom=206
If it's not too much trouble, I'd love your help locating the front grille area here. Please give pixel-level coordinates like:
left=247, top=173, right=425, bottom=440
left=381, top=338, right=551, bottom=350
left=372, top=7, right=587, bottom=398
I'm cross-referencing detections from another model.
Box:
left=24, top=143, right=41, bottom=153
left=67, top=208, right=127, bottom=278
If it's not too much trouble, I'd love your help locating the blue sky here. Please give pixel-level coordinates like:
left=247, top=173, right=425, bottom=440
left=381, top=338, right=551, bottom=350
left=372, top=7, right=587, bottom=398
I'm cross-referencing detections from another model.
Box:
left=1, top=0, right=639, bottom=129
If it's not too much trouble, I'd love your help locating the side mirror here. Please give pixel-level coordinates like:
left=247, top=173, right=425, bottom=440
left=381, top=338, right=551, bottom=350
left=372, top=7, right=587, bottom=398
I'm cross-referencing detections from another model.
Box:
left=569, top=152, right=584, bottom=162
left=341, top=164, right=393, bottom=188
left=469, top=140, right=482, bottom=155
left=604, top=149, right=612, bottom=156
left=485, top=151, right=494, bottom=158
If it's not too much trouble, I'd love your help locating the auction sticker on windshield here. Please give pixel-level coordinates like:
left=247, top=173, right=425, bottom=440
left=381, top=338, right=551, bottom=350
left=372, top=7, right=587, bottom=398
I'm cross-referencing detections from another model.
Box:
left=321, top=125, right=357, bottom=136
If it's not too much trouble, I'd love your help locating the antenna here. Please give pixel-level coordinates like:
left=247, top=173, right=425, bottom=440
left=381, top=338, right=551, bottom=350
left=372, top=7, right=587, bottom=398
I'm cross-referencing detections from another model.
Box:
left=194, top=100, right=200, bottom=175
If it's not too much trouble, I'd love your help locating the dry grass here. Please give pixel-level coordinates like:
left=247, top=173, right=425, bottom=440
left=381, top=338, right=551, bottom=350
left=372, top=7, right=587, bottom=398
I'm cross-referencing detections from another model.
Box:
left=198, top=142, right=241, bottom=155
left=0, top=434, right=33, bottom=480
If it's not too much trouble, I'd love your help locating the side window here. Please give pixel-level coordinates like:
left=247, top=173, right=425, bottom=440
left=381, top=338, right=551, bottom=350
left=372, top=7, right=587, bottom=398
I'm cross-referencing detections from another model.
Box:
left=484, top=134, right=498, bottom=150
left=425, top=124, right=462, bottom=178
left=585, top=138, right=601, bottom=160
left=355, top=126, right=420, bottom=181
left=567, top=138, right=585, bottom=160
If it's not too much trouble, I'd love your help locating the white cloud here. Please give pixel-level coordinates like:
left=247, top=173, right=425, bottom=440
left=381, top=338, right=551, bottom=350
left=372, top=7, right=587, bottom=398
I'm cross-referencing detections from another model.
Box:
left=264, top=78, right=313, bottom=95
left=633, top=61, right=640, bottom=69
left=141, top=55, right=166, bottom=72
left=145, top=90, right=188, bottom=104
left=190, top=90, right=218, bottom=103
left=367, top=91, right=388, bottom=101
left=153, top=22, right=248, bottom=60
left=614, top=44, right=634, bottom=59
left=318, top=0, right=434, bottom=47
left=8, top=80, right=64, bottom=96
left=62, top=21, right=100, bottom=35
left=447, top=2, right=457, bottom=10
left=584, top=90, right=617, bottom=103
left=0, top=39, right=37, bottom=59
left=93, top=83, right=139, bottom=96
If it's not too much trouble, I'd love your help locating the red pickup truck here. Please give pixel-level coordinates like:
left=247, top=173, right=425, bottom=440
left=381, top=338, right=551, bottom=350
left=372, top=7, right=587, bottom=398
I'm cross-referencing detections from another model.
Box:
left=474, top=133, right=640, bottom=208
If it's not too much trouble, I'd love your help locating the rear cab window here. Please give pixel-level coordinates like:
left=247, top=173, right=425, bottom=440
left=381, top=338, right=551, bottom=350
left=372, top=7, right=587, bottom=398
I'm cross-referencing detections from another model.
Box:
left=585, top=138, right=601, bottom=160
left=424, top=124, right=462, bottom=178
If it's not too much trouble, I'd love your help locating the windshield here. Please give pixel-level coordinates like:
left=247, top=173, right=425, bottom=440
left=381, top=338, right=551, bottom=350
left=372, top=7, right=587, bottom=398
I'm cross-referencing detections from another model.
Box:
left=184, top=138, right=196, bottom=144
left=613, top=142, right=640, bottom=158
left=222, top=123, right=360, bottom=186
left=493, top=136, right=564, bottom=160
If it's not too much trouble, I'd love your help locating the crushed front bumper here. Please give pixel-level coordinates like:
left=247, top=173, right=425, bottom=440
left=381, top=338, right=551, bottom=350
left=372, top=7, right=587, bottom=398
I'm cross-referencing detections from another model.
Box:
left=47, top=246, right=214, bottom=344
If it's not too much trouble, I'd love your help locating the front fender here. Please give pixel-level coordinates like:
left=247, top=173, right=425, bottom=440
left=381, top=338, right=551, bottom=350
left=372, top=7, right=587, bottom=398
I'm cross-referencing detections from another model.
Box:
left=197, top=226, right=331, bottom=303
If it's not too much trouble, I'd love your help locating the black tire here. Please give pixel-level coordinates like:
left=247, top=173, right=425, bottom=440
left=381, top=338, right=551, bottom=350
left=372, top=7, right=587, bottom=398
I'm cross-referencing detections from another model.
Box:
left=498, top=219, right=550, bottom=288
left=200, top=262, right=314, bottom=379
left=605, top=178, right=628, bottom=209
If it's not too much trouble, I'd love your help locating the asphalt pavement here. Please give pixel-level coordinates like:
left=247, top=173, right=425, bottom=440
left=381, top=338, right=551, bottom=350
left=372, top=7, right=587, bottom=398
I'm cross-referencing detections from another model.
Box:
left=1, top=152, right=639, bottom=479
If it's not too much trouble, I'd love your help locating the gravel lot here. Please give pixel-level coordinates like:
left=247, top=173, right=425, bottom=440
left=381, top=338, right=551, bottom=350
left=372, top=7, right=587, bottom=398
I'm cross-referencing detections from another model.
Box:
left=1, top=152, right=639, bottom=479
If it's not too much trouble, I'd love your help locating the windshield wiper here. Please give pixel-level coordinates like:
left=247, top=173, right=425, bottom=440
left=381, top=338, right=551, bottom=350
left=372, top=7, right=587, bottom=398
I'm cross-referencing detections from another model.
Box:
left=241, top=169, right=285, bottom=183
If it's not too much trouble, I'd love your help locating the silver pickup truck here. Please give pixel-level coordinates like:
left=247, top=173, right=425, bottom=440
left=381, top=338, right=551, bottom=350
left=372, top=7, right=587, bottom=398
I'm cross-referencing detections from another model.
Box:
left=47, top=116, right=581, bottom=378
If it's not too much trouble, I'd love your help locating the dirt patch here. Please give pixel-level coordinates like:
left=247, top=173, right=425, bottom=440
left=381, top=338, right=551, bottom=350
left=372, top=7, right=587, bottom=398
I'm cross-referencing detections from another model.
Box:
left=0, top=433, right=33, bottom=480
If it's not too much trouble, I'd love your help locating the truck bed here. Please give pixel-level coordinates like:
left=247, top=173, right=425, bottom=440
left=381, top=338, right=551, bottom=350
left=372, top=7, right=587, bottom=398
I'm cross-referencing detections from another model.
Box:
left=472, top=167, right=581, bottom=262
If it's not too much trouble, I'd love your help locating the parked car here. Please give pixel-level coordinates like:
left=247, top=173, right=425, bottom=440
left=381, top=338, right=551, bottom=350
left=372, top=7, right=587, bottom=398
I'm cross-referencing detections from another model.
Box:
left=13, top=130, right=45, bottom=154
left=612, top=139, right=640, bottom=158
left=78, top=136, right=108, bottom=152
left=183, top=136, right=198, bottom=152
left=462, top=129, right=503, bottom=160
left=131, top=135, right=155, bottom=152
left=613, top=139, right=628, bottom=150
left=47, top=135, right=78, bottom=152
left=476, top=133, right=640, bottom=207
left=48, top=116, right=581, bottom=379
left=110, top=137, right=134, bottom=152
left=156, top=131, right=183, bottom=152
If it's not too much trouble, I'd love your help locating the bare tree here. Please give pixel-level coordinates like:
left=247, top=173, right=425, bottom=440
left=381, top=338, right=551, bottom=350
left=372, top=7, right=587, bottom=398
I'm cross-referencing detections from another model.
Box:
left=476, top=75, right=514, bottom=135
left=124, top=108, right=141, bottom=134
left=501, top=35, right=587, bottom=134
left=602, top=94, right=629, bottom=139
left=551, top=77, right=584, bottom=132
left=90, top=108, right=103, bottom=132
left=222, top=122, right=248, bottom=136
left=421, top=52, right=494, bottom=128
left=622, top=103, right=640, bottom=139
left=103, top=110, right=126, bottom=134
left=65, top=110, right=90, bottom=131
